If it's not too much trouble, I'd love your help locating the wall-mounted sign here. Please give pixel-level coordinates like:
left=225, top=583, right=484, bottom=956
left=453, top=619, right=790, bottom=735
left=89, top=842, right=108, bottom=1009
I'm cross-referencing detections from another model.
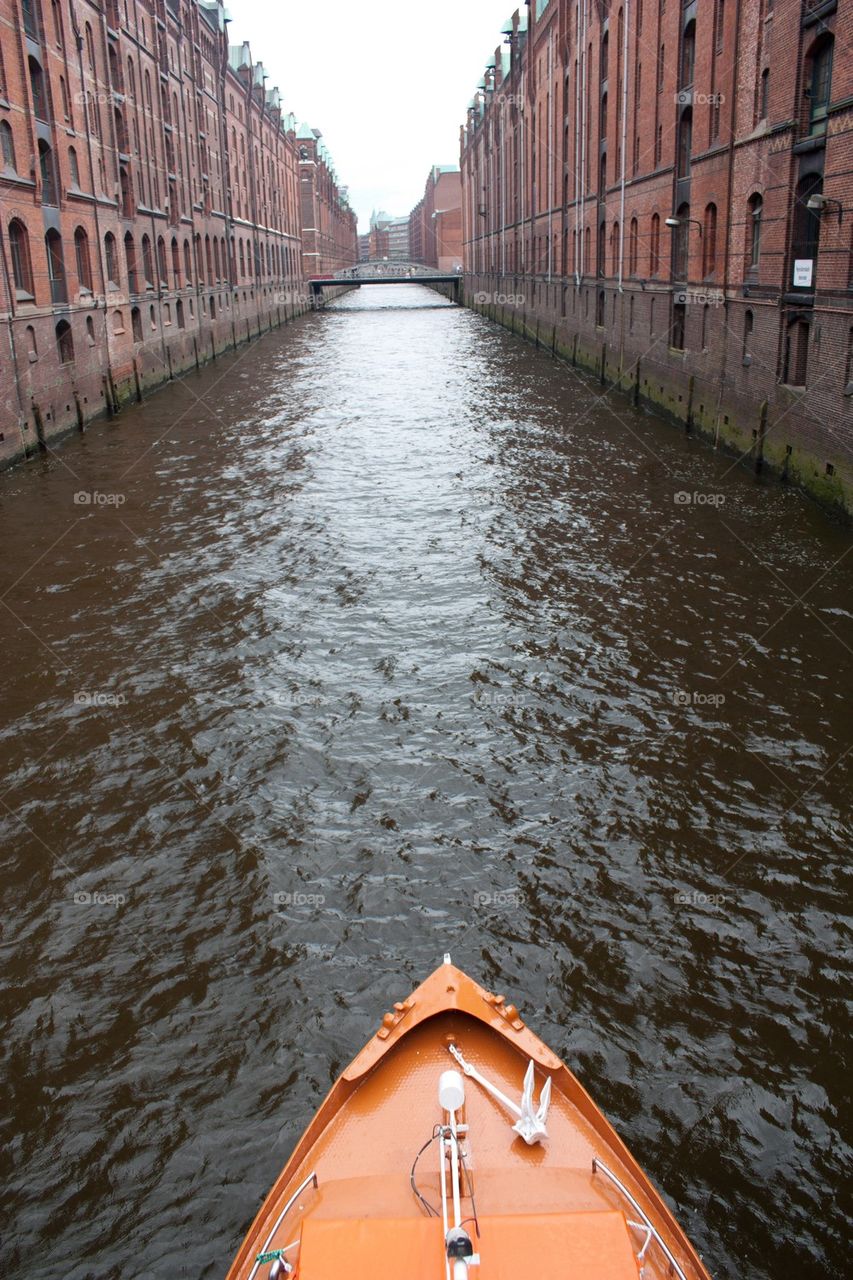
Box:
left=793, top=259, right=814, bottom=288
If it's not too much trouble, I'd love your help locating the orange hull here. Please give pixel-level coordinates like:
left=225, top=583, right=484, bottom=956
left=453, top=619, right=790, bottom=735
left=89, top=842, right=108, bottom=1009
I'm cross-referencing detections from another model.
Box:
left=226, top=959, right=713, bottom=1280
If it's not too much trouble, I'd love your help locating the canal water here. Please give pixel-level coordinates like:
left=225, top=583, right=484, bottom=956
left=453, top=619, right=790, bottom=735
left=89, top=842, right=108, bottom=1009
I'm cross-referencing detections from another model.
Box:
left=0, top=285, right=850, bottom=1279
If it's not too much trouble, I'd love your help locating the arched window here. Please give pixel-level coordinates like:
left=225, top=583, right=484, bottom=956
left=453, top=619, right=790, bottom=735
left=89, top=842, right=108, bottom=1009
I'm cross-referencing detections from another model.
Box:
left=86, top=314, right=95, bottom=345
left=183, top=238, right=192, bottom=282
left=112, top=309, right=124, bottom=334
left=104, top=232, right=118, bottom=285
left=171, top=236, right=180, bottom=287
left=210, top=294, right=216, bottom=319
left=56, top=318, right=74, bottom=363
left=806, top=37, right=833, bottom=138
left=8, top=220, right=34, bottom=295
left=747, top=193, right=763, bottom=271
left=650, top=212, right=660, bottom=276
left=124, top=232, right=138, bottom=292
left=26, top=324, right=37, bottom=355
left=176, top=298, right=185, bottom=329
left=157, top=235, right=167, bottom=285
left=703, top=203, right=717, bottom=277
left=74, top=226, right=93, bottom=291
left=239, top=238, right=245, bottom=278
left=213, top=236, right=221, bottom=281
left=68, top=145, right=80, bottom=187
left=597, top=221, right=605, bottom=276
left=205, top=234, right=213, bottom=281
left=149, top=303, right=156, bottom=329
left=600, top=31, right=609, bottom=83
left=611, top=220, right=619, bottom=275
left=629, top=217, right=638, bottom=275
left=131, top=305, right=142, bottom=341
left=0, top=120, right=15, bottom=170
left=596, top=288, right=605, bottom=327
left=45, top=228, right=67, bottom=303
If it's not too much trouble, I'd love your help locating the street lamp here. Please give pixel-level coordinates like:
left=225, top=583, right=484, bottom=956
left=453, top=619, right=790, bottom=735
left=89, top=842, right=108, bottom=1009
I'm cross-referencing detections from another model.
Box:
left=806, top=193, right=843, bottom=224
left=665, top=215, right=703, bottom=237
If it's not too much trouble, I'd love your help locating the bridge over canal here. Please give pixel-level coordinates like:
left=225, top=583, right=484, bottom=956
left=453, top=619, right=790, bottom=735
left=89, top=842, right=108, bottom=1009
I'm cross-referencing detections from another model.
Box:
left=309, top=262, right=462, bottom=305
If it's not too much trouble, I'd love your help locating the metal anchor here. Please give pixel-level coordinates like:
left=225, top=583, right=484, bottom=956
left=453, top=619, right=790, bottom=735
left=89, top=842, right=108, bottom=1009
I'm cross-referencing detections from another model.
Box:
left=448, top=1044, right=552, bottom=1145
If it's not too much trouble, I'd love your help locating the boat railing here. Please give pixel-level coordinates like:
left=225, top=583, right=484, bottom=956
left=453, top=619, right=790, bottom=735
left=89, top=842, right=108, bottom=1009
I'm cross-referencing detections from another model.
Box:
left=247, top=1171, right=319, bottom=1280
left=592, top=1158, right=688, bottom=1280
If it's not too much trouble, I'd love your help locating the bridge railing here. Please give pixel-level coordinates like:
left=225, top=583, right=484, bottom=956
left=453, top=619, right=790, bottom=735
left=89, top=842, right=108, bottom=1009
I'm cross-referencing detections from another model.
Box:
left=331, top=262, right=449, bottom=281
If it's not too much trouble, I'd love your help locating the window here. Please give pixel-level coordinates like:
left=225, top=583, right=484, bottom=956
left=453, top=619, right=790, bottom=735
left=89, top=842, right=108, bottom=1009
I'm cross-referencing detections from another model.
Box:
left=715, top=0, right=725, bottom=55
left=29, top=56, right=48, bottom=121
left=176, top=298, right=185, bottom=329
left=671, top=301, right=686, bottom=350
left=597, top=221, right=605, bottom=277
left=149, top=303, right=156, bottom=330
left=759, top=69, right=769, bottom=122
left=629, top=217, right=638, bottom=275
left=657, top=44, right=665, bottom=93
left=74, top=227, right=92, bottom=291
left=56, top=318, right=74, bottom=363
left=8, top=220, right=34, bottom=295
left=124, top=232, right=138, bottom=292
left=677, top=109, right=692, bottom=178
left=680, top=22, right=695, bottom=89
left=130, top=306, right=142, bottom=341
left=596, top=289, right=605, bottom=327
left=157, top=236, right=167, bottom=286
left=68, top=145, right=80, bottom=187
left=703, top=204, right=717, bottom=277
left=112, top=309, right=124, bottom=334
left=783, top=318, right=809, bottom=386
left=45, top=229, right=67, bottom=303
left=26, top=324, right=37, bottom=356
left=105, top=232, right=118, bottom=284
left=141, top=234, right=154, bottom=287
left=38, top=140, right=58, bottom=205
left=171, top=237, right=180, bottom=287
left=747, top=194, right=763, bottom=270
left=183, top=238, right=192, bottom=282
left=0, top=121, right=15, bottom=171
left=650, top=213, right=660, bottom=275
left=807, top=38, right=833, bottom=138
left=673, top=204, right=690, bottom=278
left=86, top=315, right=95, bottom=345
left=700, top=303, right=709, bottom=349
left=743, top=310, right=754, bottom=364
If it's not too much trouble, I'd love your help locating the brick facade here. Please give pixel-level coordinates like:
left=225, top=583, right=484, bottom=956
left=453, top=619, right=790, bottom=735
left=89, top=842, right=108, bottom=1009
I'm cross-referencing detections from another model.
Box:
left=0, top=0, right=351, bottom=468
left=461, top=0, right=853, bottom=517
left=296, top=123, right=357, bottom=278
left=409, top=165, right=463, bottom=270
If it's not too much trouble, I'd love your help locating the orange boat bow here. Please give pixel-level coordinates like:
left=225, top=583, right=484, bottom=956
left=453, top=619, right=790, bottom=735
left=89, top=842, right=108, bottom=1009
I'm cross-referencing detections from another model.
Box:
left=226, top=959, right=713, bottom=1280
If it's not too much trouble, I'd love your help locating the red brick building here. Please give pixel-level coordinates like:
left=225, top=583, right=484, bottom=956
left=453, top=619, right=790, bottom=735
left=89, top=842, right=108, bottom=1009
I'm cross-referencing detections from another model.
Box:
left=0, top=0, right=348, bottom=469
left=461, top=0, right=853, bottom=516
left=296, top=123, right=358, bottom=278
left=409, top=165, right=463, bottom=270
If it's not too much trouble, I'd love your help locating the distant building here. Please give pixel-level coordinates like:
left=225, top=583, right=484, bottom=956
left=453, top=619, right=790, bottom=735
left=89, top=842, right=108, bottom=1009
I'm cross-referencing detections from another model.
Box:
left=358, top=233, right=371, bottom=262
left=367, top=210, right=409, bottom=261
left=409, top=166, right=463, bottom=270
left=296, top=125, right=358, bottom=277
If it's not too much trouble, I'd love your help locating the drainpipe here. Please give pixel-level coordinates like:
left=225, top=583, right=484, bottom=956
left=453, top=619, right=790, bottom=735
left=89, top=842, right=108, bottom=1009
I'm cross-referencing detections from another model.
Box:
left=579, top=0, right=588, bottom=283
left=71, top=11, right=113, bottom=398
left=574, top=0, right=582, bottom=286
left=617, top=0, right=629, bottom=292
left=715, top=0, right=743, bottom=444
left=547, top=29, right=553, bottom=282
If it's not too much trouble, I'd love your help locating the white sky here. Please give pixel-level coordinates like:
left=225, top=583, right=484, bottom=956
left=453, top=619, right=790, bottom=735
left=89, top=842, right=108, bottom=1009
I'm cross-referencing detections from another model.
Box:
left=228, top=0, right=515, bottom=232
